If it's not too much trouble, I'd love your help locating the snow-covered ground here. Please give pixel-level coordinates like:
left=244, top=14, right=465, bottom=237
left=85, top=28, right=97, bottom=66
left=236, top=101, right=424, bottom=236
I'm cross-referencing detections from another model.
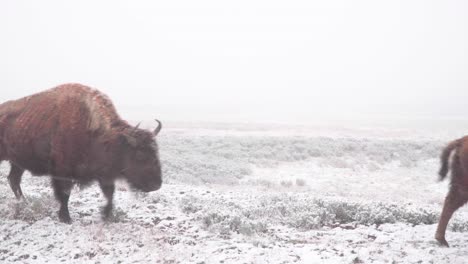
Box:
left=1, top=121, right=468, bottom=263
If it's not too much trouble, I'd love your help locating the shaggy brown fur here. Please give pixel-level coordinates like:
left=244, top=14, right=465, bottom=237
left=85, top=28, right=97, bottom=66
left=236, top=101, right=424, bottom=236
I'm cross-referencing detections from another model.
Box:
left=0, top=83, right=163, bottom=223
left=435, top=136, right=468, bottom=247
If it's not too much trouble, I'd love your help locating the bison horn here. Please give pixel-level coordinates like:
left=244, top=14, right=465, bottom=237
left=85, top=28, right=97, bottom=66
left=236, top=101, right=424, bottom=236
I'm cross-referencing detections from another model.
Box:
left=154, top=119, right=162, bottom=136
left=131, top=122, right=141, bottom=134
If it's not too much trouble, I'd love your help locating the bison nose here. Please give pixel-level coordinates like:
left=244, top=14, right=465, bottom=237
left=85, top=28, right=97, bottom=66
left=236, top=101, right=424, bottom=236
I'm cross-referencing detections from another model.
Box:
left=145, top=180, right=162, bottom=192
left=153, top=181, right=162, bottom=191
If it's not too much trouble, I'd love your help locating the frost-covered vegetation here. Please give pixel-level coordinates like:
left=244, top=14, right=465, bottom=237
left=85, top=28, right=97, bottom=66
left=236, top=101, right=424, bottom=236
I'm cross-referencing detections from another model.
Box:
left=180, top=193, right=468, bottom=237
left=160, top=133, right=443, bottom=185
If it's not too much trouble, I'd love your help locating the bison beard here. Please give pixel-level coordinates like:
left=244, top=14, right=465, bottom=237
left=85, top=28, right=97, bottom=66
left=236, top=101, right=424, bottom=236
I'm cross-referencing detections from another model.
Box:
left=435, top=136, right=468, bottom=247
left=0, top=83, right=163, bottom=223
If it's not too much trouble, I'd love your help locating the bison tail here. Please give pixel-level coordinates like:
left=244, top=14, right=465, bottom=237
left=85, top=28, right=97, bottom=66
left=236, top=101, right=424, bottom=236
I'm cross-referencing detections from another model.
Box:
left=438, top=139, right=460, bottom=181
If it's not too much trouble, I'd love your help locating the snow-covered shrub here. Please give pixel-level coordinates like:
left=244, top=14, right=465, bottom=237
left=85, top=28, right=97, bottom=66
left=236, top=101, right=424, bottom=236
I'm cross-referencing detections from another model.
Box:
left=179, top=191, right=468, bottom=238
left=280, top=181, right=293, bottom=188
left=295, top=178, right=307, bottom=187
left=7, top=195, right=55, bottom=223
left=247, top=179, right=276, bottom=188
left=200, top=210, right=267, bottom=237
left=110, top=207, right=129, bottom=223
left=294, top=198, right=438, bottom=229
left=450, top=220, right=468, bottom=232
left=179, top=195, right=203, bottom=214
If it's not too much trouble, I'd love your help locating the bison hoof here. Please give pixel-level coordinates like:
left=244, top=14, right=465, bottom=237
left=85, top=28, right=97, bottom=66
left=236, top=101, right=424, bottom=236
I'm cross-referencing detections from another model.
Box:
left=101, top=206, right=114, bottom=222
left=102, top=213, right=114, bottom=222
left=435, top=237, right=450, bottom=247
left=14, top=193, right=24, bottom=200
left=58, top=211, right=72, bottom=224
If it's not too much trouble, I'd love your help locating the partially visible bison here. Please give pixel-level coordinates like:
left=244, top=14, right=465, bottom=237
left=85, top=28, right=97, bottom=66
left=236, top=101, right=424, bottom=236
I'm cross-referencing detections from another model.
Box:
left=435, top=137, right=468, bottom=246
left=0, top=83, right=163, bottom=223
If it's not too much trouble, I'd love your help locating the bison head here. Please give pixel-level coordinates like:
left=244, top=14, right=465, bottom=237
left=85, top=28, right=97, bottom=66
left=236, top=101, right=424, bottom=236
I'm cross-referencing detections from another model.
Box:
left=114, top=120, right=163, bottom=192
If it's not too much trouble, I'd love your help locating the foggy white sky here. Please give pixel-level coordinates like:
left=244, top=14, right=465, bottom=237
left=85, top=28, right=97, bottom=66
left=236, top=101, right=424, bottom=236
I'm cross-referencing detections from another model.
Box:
left=1, top=0, right=467, bottom=124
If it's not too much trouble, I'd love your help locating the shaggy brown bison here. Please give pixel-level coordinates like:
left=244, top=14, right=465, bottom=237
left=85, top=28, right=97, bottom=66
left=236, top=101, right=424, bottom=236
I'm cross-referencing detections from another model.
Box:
left=0, top=83, right=162, bottom=223
left=435, top=137, right=468, bottom=246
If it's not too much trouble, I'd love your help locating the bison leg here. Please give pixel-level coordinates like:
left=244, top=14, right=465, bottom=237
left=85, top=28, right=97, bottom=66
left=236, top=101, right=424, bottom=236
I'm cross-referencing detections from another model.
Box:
left=99, top=181, right=115, bottom=220
left=52, top=178, right=73, bottom=223
left=7, top=164, right=25, bottom=199
left=435, top=185, right=468, bottom=247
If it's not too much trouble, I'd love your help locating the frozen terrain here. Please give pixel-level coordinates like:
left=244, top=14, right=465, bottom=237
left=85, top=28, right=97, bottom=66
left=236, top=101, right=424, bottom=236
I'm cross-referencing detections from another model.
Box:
left=1, top=121, right=468, bottom=263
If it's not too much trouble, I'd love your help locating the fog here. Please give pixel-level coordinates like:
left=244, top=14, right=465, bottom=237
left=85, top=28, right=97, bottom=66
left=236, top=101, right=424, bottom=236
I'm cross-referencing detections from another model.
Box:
left=1, top=0, right=467, bottom=124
